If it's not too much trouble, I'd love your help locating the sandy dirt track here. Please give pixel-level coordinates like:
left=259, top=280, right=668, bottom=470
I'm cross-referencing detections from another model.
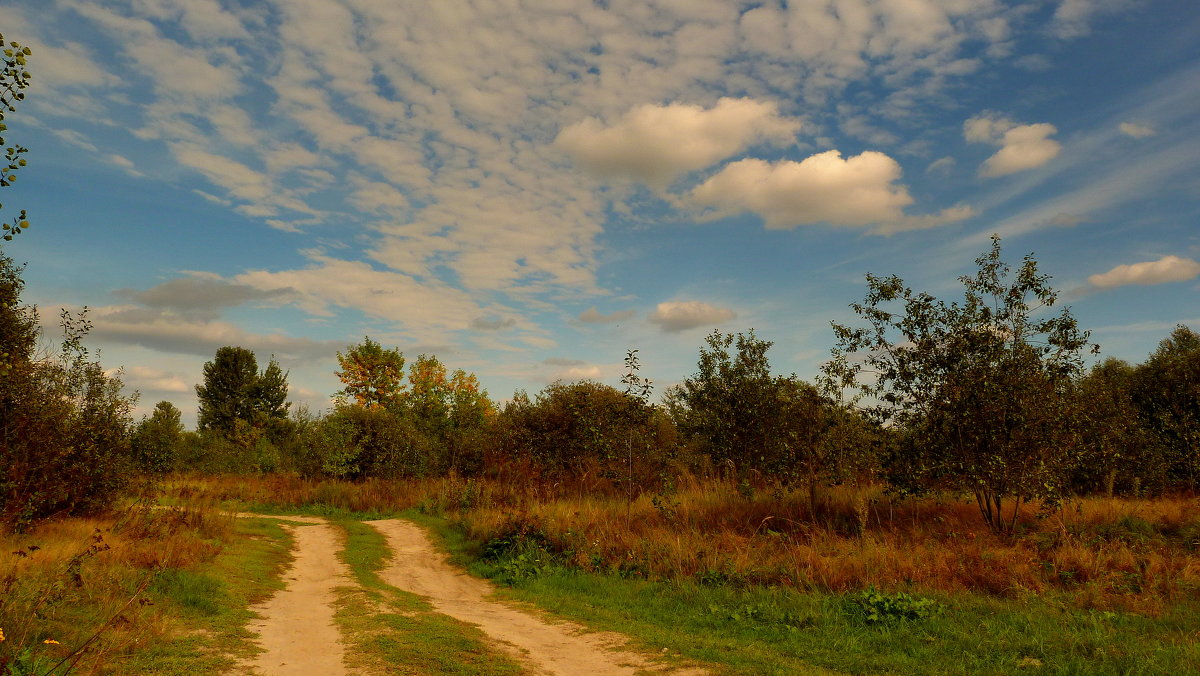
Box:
left=369, top=519, right=705, bottom=676
left=236, top=514, right=704, bottom=675
left=239, top=516, right=353, bottom=676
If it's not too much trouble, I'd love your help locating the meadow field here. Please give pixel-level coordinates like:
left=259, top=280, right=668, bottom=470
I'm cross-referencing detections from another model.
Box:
left=3, top=473, right=1197, bottom=674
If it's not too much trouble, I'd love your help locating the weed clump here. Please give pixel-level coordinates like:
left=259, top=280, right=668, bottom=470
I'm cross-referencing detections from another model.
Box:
left=843, top=587, right=943, bottom=625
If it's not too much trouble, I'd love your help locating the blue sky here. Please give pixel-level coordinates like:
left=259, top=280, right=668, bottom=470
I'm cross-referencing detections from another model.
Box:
left=3, top=0, right=1198, bottom=426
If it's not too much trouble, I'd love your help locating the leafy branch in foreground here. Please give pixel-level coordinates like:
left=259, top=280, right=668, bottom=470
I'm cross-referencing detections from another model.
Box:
left=0, top=33, right=32, bottom=242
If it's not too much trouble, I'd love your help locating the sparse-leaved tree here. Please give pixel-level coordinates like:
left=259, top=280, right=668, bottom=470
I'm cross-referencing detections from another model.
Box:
left=823, top=236, right=1094, bottom=533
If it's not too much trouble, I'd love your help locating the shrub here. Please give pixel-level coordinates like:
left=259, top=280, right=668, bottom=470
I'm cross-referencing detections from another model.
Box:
left=0, top=254, right=136, bottom=530
left=298, top=405, right=438, bottom=479
left=487, top=380, right=678, bottom=492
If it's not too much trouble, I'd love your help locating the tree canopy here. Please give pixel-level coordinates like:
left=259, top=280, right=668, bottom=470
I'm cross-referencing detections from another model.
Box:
left=195, top=346, right=289, bottom=437
left=335, top=337, right=406, bottom=410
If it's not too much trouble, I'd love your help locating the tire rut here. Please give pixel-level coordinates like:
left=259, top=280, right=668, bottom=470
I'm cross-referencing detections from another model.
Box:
left=369, top=518, right=707, bottom=676
left=237, top=516, right=353, bottom=676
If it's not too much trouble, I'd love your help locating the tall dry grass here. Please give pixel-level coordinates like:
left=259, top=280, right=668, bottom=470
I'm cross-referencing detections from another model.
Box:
left=443, top=477, right=1200, bottom=614
left=0, top=498, right=236, bottom=673
left=165, top=472, right=1199, bottom=614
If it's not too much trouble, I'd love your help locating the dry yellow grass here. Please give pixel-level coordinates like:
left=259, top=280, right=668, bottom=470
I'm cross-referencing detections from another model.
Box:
left=0, top=500, right=236, bottom=673
left=166, top=472, right=1200, bottom=614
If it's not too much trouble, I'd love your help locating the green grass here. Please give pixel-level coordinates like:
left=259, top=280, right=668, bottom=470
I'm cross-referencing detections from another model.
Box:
left=330, top=517, right=523, bottom=675
left=116, top=517, right=294, bottom=674
left=416, top=513, right=1200, bottom=676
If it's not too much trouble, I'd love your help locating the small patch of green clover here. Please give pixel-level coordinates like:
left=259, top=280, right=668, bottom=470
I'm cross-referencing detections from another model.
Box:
left=844, top=587, right=943, bottom=625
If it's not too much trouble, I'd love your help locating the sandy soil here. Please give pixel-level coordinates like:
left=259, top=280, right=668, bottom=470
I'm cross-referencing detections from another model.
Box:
left=370, top=518, right=706, bottom=676
left=239, top=516, right=353, bottom=676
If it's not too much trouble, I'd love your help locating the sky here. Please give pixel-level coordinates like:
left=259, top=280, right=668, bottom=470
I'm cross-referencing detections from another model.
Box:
left=2, top=0, right=1198, bottom=426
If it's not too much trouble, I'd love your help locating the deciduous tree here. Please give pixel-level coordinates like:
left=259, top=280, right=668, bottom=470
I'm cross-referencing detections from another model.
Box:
left=335, top=337, right=406, bottom=410
left=823, top=235, right=1094, bottom=533
left=132, top=401, right=184, bottom=474
left=1133, top=325, right=1200, bottom=490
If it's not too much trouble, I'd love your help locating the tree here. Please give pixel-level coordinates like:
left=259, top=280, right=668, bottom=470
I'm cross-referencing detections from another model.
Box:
left=0, top=33, right=32, bottom=242
left=335, top=337, right=406, bottom=410
left=678, top=329, right=777, bottom=473
left=131, top=401, right=184, bottom=474
left=823, top=236, right=1094, bottom=533
left=489, top=379, right=674, bottom=488
left=408, top=353, right=450, bottom=431
left=195, top=346, right=289, bottom=437
left=677, top=329, right=843, bottom=498
left=1132, top=325, right=1200, bottom=490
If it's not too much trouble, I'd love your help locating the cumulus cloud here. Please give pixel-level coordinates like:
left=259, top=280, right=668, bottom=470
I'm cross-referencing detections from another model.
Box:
left=1088, top=255, right=1200, bottom=289
left=577, top=307, right=636, bottom=324
left=1118, top=122, right=1155, bottom=138
left=691, top=151, right=914, bottom=228
left=965, top=113, right=1061, bottom=177
left=555, top=98, right=800, bottom=188
left=647, top=301, right=735, bottom=333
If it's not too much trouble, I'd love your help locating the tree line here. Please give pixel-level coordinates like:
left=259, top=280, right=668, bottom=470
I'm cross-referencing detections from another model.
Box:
left=2, top=233, right=1198, bottom=534
left=111, top=238, right=1197, bottom=534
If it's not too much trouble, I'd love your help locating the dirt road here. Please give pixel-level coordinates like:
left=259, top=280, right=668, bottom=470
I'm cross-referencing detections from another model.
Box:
left=237, top=514, right=704, bottom=676
left=240, top=516, right=353, bottom=675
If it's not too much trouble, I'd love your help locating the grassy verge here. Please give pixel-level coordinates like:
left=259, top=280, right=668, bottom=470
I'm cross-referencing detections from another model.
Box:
left=329, top=517, right=523, bottom=675
left=415, top=512, right=1200, bottom=676
left=0, top=503, right=293, bottom=675
left=117, top=515, right=294, bottom=674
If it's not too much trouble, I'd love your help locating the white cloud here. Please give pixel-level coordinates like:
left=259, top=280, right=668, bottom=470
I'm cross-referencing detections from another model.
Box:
left=1118, top=122, right=1155, bottom=138
left=648, top=301, right=735, bottom=333
left=872, top=205, right=975, bottom=235
left=1088, top=256, right=1200, bottom=289
left=966, top=113, right=1061, bottom=177
left=555, top=98, right=800, bottom=187
left=691, top=151, right=914, bottom=228
left=926, top=156, right=956, bottom=174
